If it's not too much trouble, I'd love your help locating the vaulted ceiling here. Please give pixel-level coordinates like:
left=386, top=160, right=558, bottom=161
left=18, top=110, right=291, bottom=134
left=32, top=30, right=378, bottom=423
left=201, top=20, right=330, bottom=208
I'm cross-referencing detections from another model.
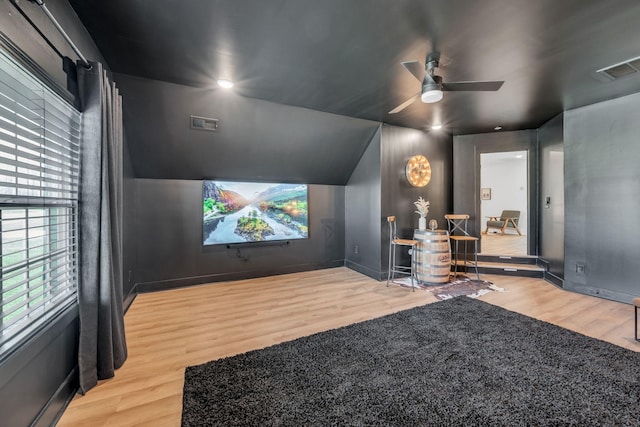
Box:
left=69, top=0, right=640, bottom=135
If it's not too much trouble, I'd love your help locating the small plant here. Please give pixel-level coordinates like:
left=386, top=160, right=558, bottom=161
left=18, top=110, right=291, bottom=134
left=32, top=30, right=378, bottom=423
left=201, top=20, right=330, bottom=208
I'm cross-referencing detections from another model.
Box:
left=414, top=197, right=430, bottom=218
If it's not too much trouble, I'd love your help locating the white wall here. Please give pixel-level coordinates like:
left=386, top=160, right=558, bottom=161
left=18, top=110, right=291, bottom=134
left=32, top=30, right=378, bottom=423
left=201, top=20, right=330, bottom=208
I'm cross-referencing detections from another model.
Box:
left=480, top=151, right=528, bottom=235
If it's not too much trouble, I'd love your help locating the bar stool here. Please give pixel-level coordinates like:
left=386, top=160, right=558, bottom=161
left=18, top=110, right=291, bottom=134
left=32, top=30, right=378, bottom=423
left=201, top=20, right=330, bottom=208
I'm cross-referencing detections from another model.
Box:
left=386, top=216, right=419, bottom=291
left=634, top=297, right=640, bottom=341
left=444, top=214, right=479, bottom=280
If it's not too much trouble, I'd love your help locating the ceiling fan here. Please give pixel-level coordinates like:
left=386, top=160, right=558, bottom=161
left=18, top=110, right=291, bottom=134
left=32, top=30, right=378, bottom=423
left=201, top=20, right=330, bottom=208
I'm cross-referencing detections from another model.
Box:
left=389, top=52, right=504, bottom=114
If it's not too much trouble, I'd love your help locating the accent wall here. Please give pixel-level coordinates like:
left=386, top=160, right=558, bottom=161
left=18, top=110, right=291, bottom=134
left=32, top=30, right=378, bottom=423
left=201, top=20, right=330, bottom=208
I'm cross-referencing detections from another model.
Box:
left=564, top=91, right=640, bottom=303
left=345, top=126, right=382, bottom=278
left=345, top=124, right=453, bottom=280
left=380, top=125, right=453, bottom=276
left=134, top=180, right=345, bottom=292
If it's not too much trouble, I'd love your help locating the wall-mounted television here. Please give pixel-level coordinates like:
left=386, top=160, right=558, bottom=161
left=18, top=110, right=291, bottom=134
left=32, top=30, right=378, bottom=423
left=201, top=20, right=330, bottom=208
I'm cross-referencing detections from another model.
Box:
left=203, top=180, right=309, bottom=246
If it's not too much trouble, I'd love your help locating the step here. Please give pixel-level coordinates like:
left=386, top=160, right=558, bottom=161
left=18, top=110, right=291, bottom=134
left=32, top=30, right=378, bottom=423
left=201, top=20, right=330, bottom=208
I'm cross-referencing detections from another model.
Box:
left=477, top=254, right=538, bottom=265
left=452, top=260, right=545, bottom=278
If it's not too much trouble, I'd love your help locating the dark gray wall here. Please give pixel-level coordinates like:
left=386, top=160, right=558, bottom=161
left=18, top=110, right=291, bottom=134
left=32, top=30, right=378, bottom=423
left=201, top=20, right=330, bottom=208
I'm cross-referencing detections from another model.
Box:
left=113, top=73, right=379, bottom=185
left=123, top=136, right=137, bottom=303
left=453, top=130, right=538, bottom=254
left=134, top=179, right=345, bottom=291
left=538, top=114, right=565, bottom=280
left=345, top=126, right=382, bottom=278
left=564, top=91, right=640, bottom=303
left=0, top=1, right=109, bottom=425
left=381, top=125, right=453, bottom=276
left=0, top=309, right=78, bottom=427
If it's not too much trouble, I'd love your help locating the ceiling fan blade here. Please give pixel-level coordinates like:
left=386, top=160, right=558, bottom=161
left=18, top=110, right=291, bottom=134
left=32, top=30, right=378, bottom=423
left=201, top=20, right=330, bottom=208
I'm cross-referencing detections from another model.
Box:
left=401, top=61, right=425, bottom=83
left=441, top=81, right=504, bottom=91
left=388, top=92, right=421, bottom=114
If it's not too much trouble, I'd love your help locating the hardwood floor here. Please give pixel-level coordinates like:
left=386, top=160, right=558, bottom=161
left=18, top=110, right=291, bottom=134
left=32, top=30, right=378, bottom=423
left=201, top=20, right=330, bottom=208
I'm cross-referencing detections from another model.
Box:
left=480, top=231, right=528, bottom=255
left=57, top=267, right=638, bottom=426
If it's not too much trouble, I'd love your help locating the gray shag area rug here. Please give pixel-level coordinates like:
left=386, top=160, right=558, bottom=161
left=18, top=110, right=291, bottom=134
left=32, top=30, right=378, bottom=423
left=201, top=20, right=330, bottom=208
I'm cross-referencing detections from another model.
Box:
left=182, top=297, right=640, bottom=426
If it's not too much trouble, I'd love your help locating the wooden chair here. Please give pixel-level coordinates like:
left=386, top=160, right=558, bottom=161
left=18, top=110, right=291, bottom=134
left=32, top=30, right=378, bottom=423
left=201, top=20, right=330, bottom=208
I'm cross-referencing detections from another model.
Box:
left=386, top=216, right=418, bottom=291
left=484, top=210, right=522, bottom=235
left=444, top=214, right=479, bottom=280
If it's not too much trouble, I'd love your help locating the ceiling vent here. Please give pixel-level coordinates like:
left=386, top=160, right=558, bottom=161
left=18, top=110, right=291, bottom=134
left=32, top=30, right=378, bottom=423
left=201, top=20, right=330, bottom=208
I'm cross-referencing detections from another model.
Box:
left=190, top=115, right=219, bottom=131
left=596, top=56, right=640, bottom=81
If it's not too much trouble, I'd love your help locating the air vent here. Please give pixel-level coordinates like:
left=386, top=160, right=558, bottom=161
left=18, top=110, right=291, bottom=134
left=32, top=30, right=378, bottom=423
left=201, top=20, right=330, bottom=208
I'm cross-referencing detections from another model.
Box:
left=190, top=115, right=219, bottom=131
left=628, top=58, right=640, bottom=70
left=602, top=63, right=636, bottom=79
left=596, top=56, right=640, bottom=81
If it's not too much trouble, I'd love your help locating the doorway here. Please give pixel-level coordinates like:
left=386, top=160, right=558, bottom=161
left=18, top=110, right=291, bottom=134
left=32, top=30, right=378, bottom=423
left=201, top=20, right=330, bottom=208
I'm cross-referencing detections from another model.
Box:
left=479, top=151, right=528, bottom=256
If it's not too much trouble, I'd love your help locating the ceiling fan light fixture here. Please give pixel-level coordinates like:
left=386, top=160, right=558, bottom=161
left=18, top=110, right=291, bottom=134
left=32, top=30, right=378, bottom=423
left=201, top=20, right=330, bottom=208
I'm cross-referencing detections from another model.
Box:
left=421, top=89, right=443, bottom=103
left=389, top=53, right=504, bottom=114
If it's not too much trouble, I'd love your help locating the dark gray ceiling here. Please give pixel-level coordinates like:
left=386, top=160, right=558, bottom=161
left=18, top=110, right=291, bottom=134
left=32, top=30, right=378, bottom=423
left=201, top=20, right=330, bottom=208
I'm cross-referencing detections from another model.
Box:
left=68, top=0, right=640, bottom=134
left=114, top=73, right=380, bottom=184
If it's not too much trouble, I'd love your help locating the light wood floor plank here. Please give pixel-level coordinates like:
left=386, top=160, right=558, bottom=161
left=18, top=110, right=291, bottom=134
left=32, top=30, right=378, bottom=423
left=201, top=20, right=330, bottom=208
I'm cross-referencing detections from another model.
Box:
left=480, top=232, right=528, bottom=255
left=57, top=267, right=638, bottom=426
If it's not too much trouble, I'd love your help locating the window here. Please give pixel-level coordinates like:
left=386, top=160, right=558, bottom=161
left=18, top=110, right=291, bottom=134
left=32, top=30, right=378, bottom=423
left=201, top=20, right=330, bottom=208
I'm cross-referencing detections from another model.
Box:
left=0, top=48, right=80, bottom=353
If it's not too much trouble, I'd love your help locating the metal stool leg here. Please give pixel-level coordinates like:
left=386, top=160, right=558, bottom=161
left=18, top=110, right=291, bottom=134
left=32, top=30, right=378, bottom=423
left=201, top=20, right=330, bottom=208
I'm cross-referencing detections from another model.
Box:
left=387, top=242, right=393, bottom=287
left=391, top=244, right=397, bottom=282
left=413, top=244, right=417, bottom=291
left=474, top=239, right=479, bottom=280
left=409, top=245, right=415, bottom=291
left=634, top=306, right=640, bottom=341
left=463, top=240, right=468, bottom=275
left=453, top=240, right=459, bottom=278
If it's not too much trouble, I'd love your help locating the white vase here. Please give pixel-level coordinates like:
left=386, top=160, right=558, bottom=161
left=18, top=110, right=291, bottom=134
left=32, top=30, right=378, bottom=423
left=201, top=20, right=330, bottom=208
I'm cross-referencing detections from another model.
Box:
left=418, top=217, right=426, bottom=230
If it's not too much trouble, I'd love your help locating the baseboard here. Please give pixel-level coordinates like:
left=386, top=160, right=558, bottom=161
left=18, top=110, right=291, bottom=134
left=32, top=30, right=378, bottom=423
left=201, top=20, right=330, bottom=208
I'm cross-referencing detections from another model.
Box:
left=562, top=283, right=635, bottom=305
left=543, top=271, right=564, bottom=288
left=136, top=260, right=345, bottom=293
left=123, top=288, right=137, bottom=314
left=31, top=367, right=78, bottom=427
left=344, top=260, right=383, bottom=281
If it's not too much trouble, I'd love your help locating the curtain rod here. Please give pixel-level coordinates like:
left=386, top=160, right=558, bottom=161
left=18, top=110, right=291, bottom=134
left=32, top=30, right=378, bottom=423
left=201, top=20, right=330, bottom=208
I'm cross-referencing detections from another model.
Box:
left=30, top=0, right=91, bottom=69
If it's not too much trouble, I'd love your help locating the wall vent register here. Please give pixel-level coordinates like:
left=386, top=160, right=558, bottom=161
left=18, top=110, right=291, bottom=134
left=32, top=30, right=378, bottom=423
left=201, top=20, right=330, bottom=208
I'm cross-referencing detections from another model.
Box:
left=190, top=115, right=219, bottom=131
left=596, top=56, right=640, bottom=81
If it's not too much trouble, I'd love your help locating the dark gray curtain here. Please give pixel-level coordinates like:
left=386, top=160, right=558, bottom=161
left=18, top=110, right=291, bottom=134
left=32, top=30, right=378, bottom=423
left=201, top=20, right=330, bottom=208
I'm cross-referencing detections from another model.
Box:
left=77, top=62, right=127, bottom=394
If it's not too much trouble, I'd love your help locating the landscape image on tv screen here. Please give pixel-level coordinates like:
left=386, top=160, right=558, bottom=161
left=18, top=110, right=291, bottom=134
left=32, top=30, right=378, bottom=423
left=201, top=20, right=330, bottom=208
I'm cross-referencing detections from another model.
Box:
left=203, top=180, right=309, bottom=245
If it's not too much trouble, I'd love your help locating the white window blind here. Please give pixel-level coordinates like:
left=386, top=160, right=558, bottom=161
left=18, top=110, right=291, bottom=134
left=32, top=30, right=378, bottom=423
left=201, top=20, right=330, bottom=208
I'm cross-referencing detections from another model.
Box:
left=0, top=48, right=80, bottom=352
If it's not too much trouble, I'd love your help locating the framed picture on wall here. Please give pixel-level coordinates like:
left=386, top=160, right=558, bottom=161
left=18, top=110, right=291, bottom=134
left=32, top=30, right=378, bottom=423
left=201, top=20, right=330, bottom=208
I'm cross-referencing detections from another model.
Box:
left=481, top=188, right=492, bottom=200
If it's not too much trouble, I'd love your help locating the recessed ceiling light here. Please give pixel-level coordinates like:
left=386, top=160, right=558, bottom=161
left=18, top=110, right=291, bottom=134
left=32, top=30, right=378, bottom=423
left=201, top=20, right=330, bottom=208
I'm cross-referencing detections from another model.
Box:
left=494, top=126, right=503, bottom=131
left=515, top=155, right=523, bottom=159
left=217, top=79, right=234, bottom=89
left=431, top=124, right=443, bottom=130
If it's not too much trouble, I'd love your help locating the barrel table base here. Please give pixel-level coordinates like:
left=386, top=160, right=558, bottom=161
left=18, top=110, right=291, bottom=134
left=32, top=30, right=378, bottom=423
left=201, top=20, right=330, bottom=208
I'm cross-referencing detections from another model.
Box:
left=413, top=229, right=451, bottom=284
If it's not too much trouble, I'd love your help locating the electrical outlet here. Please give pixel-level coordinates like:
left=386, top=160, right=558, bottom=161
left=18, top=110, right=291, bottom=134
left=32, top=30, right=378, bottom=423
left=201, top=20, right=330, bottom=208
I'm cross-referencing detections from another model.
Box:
left=576, top=263, right=585, bottom=274
left=353, top=245, right=359, bottom=254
